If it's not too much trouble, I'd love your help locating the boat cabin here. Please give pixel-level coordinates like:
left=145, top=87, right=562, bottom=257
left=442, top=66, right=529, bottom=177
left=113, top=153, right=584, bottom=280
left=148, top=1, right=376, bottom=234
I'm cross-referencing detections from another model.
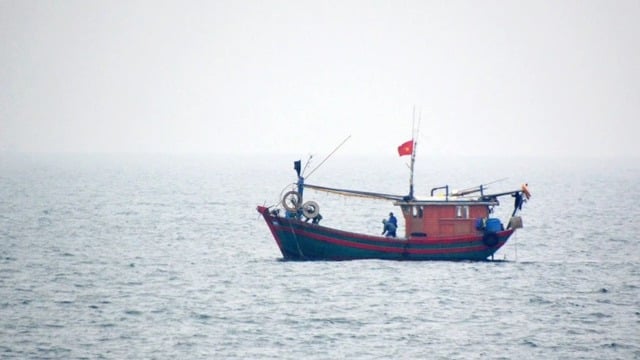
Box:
left=397, top=199, right=498, bottom=238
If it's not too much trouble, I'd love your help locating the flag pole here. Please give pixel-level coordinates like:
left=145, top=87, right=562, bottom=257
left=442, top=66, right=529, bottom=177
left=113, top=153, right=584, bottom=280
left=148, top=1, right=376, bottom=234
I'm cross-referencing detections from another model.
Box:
left=409, top=143, right=415, bottom=199
left=408, top=108, right=417, bottom=200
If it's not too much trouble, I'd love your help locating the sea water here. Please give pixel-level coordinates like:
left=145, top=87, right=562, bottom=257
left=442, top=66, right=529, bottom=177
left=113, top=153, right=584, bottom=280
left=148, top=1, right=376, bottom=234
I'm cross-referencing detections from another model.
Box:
left=0, top=153, right=639, bottom=359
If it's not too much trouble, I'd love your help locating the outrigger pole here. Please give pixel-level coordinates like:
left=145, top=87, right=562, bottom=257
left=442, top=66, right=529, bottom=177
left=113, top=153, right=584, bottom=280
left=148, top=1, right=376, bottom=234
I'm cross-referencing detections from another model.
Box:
left=292, top=135, right=352, bottom=206
left=305, top=135, right=351, bottom=179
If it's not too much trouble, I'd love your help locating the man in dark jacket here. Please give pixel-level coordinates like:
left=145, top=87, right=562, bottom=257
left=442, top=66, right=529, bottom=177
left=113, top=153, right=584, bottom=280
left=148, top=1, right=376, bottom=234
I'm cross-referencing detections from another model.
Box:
left=388, top=212, right=397, bottom=227
left=382, top=219, right=397, bottom=237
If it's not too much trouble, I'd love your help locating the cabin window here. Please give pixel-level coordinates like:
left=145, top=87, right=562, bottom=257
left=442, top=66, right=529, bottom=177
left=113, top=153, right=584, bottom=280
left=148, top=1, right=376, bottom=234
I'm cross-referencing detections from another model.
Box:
left=412, top=206, right=423, bottom=218
left=456, top=206, right=469, bottom=218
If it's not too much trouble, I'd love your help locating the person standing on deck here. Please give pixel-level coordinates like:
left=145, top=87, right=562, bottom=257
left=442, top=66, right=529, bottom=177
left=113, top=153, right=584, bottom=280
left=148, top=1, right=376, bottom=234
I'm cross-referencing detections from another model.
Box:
left=388, top=212, right=397, bottom=228
left=382, top=219, right=397, bottom=237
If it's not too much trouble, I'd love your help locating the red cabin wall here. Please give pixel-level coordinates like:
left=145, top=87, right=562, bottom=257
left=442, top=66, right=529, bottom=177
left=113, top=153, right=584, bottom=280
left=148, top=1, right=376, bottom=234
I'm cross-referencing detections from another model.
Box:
left=402, top=204, right=490, bottom=237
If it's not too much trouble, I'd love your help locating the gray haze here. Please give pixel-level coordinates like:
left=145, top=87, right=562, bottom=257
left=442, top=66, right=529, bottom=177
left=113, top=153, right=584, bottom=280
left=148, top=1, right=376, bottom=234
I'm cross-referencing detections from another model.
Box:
left=1, top=1, right=639, bottom=157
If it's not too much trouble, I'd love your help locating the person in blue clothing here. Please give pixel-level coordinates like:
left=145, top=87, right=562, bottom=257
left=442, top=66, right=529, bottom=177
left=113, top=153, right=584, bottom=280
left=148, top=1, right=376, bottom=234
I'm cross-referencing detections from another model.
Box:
left=382, top=219, right=397, bottom=237
left=387, top=212, right=397, bottom=228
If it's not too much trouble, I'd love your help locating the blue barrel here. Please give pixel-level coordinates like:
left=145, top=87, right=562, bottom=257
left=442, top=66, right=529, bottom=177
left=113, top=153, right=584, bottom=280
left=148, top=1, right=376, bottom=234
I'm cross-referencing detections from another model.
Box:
left=485, top=218, right=503, bottom=233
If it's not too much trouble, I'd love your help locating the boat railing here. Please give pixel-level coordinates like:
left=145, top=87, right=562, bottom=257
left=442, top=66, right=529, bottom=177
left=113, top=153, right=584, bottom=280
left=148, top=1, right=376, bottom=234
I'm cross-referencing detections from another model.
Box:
left=430, top=185, right=449, bottom=199
left=431, top=184, right=490, bottom=200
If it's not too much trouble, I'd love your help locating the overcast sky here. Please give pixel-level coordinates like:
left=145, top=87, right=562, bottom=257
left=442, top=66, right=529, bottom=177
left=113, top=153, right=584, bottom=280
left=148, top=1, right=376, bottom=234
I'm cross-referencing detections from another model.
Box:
left=1, top=1, right=638, bottom=157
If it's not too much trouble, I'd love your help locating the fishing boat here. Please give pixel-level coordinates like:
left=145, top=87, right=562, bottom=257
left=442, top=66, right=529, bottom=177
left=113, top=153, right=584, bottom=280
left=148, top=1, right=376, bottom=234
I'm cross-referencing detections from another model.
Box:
left=256, top=137, right=530, bottom=261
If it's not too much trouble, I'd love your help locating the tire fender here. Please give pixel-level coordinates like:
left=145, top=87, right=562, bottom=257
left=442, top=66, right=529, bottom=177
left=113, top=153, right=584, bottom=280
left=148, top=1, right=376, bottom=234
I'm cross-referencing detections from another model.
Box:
left=282, top=191, right=301, bottom=211
left=301, top=201, right=320, bottom=219
left=482, top=232, right=499, bottom=247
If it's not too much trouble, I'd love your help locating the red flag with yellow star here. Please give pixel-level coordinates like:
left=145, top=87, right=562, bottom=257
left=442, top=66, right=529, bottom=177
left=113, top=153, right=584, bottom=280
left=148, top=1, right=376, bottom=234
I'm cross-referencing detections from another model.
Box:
left=397, top=140, right=413, bottom=156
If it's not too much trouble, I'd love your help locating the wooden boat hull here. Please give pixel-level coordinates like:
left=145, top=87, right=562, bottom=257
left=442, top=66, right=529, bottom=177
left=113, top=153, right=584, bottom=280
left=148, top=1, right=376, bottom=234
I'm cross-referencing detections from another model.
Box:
left=257, top=206, right=514, bottom=261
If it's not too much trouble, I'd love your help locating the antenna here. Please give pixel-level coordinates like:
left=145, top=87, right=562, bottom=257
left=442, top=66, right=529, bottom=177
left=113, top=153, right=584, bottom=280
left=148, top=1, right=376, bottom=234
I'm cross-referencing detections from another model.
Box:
left=301, top=154, right=313, bottom=176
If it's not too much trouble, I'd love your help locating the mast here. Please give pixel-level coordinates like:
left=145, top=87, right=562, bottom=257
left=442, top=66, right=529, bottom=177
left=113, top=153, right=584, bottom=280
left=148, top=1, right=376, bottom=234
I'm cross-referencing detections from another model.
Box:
left=409, top=138, right=416, bottom=199
left=408, top=107, right=420, bottom=200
